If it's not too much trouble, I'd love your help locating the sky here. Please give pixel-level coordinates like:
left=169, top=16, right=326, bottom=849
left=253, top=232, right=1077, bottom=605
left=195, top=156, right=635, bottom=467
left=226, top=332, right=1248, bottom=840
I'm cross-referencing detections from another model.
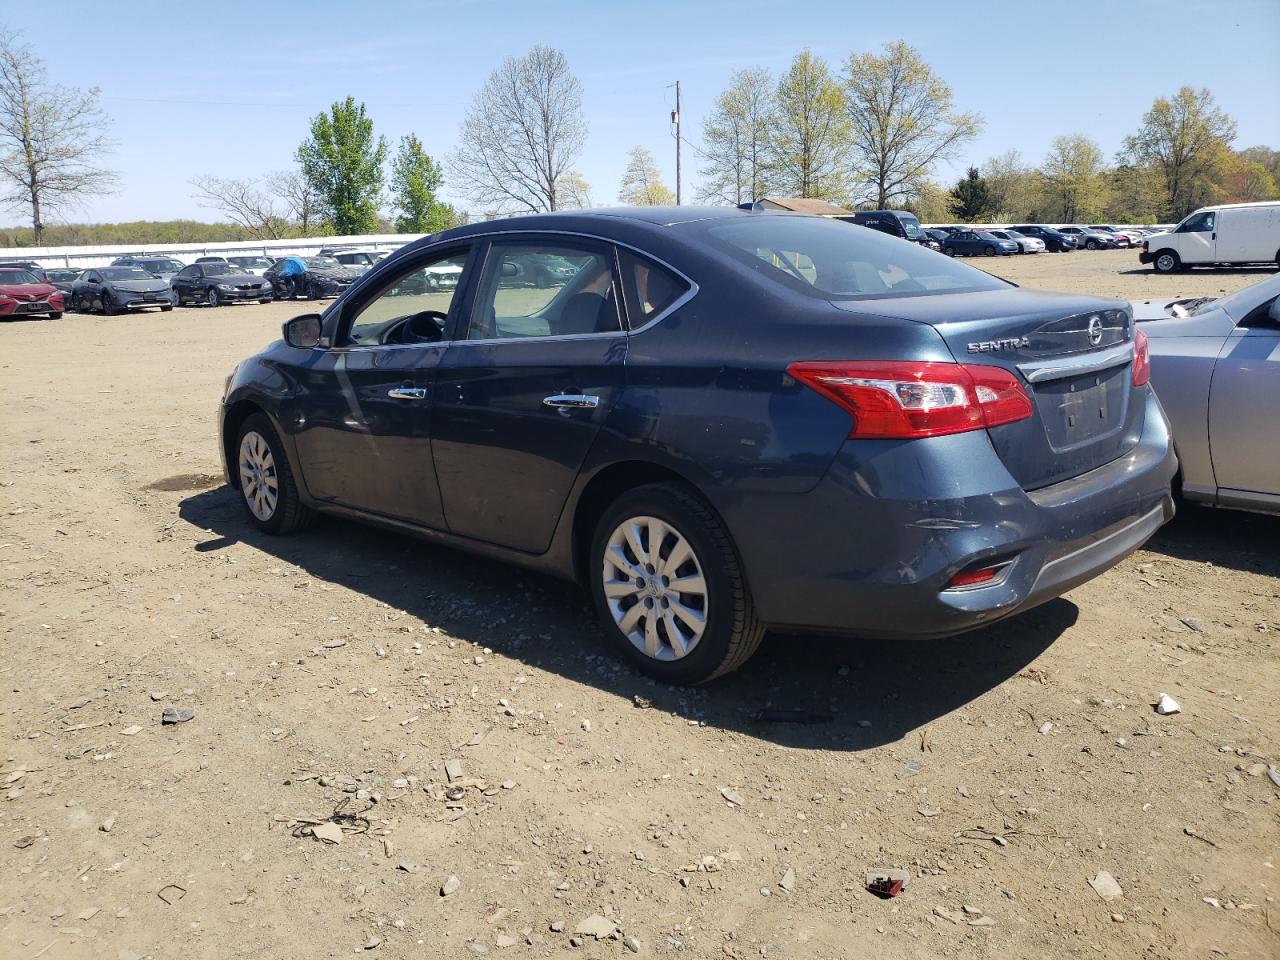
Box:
left=8, top=0, right=1280, bottom=226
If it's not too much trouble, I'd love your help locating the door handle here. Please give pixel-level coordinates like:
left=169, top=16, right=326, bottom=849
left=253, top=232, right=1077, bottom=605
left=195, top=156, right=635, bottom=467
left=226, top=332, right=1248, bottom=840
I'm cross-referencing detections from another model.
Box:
left=543, top=393, right=599, bottom=409
left=388, top=386, right=427, bottom=400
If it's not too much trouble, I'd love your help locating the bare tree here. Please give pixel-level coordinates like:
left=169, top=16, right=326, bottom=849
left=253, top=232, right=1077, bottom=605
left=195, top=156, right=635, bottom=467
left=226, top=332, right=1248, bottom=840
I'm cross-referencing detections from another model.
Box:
left=0, top=33, right=117, bottom=243
left=450, top=45, right=587, bottom=213
left=190, top=175, right=291, bottom=240
left=265, top=169, right=322, bottom=232
left=698, top=67, right=775, bottom=205
left=842, top=41, right=981, bottom=209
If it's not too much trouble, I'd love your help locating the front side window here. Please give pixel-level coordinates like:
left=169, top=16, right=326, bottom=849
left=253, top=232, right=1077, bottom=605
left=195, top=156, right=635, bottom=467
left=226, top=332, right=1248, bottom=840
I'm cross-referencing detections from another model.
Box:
left=345, top=249, right=471, bottom=346
left=467, top=240, right=621, bottom=340
left=1177, top=211, right=1215, bottom=233
left=701, top=215, right=1010, bottom=299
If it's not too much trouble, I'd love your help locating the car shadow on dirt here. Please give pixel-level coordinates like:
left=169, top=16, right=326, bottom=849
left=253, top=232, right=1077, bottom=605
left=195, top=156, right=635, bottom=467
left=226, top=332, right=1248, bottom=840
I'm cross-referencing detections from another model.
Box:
left=1143, top=501, right=1280, bottom=576
left=179, top=486, right=1075, bottom=752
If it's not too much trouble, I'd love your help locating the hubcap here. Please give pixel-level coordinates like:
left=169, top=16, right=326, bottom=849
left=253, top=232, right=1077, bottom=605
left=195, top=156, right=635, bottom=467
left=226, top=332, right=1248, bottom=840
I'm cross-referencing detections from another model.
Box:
left=208, top=288, right=218, bottom=304
left=1157, top=254, right=1174, bottom=271
left=238, top=430, right=279, bottom=521
left=602, top=515, right=708, bottom=661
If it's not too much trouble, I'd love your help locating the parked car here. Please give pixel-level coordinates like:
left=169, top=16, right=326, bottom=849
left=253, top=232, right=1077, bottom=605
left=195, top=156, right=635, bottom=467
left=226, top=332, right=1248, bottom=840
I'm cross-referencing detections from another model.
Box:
left=320, top=249, right=387, bottom=273
left=196, top=256, right=230, bottom=265
left=841, top=210, right=939, bottom=249
left=1057, top=226, right=1116, bottom=250
left=111, top=256, right=186, bottom=282
left=1140, top=202, right=1280, bottom=274
left=1010, top=225, right=1077, bottom=253
left=1087, top=225, right=1132, bottom=248
left=939, top=230, right=1019, bottom=257
left=171, top=263, right=274, bottom=306
left=1134, top=273, right=1280, bottom=513
left=924, top=228, right=953, bottom=245
left=71, top=266, right=173, bottom=314
left=226, top=256, right=275, bottom=277
left=219, top=208, right=1175, bottom=684
left=986, top=229, right=1044, bottom=254
left=44, top=268, right=81, bottom=304
left=0, top=260, right=48, bottom=282
left=262, top=256, right=360, bottom=300
left=0, top=266, right=65, bottom=319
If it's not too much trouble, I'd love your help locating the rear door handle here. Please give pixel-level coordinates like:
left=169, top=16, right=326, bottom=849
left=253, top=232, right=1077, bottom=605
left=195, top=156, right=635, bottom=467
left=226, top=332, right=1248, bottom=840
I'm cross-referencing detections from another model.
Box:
left=388, top=387, right=428, bottom=400
left=543, top=393, right=599, bottom=409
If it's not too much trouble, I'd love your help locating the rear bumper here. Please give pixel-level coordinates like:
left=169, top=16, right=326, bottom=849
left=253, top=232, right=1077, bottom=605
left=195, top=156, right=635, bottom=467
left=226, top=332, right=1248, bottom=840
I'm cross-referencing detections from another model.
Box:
left=730, top=388, right=1177, bottom=638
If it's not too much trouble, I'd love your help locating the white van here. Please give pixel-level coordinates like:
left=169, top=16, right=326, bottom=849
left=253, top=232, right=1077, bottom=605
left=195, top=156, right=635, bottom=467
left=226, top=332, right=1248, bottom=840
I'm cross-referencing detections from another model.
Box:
left=1140, top=201, right=1280, bottom=273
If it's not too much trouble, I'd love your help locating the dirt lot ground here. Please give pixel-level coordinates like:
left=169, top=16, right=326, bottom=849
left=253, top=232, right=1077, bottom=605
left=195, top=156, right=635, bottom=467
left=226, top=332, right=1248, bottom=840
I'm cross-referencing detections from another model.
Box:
left=2, top=249, right=1278, bottom=960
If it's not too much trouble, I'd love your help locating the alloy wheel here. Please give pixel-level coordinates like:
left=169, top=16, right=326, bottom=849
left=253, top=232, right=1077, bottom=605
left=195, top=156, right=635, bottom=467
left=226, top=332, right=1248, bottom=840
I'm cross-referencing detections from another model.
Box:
left=238, top=430, right=279, bottom=521
left=601, top=515, right=708, bottom=661
left=207, top=287, right=219, bottom=306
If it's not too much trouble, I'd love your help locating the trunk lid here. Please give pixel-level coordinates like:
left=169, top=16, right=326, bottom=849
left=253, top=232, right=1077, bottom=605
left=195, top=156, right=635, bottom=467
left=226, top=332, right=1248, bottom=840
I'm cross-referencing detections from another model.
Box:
left=834, top=288, right=1141, bottom=490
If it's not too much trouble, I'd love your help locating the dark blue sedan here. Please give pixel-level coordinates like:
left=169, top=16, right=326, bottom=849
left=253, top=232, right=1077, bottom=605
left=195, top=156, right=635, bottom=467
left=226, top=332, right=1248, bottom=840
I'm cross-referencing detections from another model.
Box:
left=220, top=208, right=1176, bottom=684
left=940, top=230, right=1020, bottom=257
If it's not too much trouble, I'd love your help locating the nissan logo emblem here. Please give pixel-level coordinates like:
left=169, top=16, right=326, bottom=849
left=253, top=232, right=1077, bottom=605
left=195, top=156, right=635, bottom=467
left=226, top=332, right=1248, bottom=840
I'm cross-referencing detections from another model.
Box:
left=1087, top=316, right=1104, bottom=346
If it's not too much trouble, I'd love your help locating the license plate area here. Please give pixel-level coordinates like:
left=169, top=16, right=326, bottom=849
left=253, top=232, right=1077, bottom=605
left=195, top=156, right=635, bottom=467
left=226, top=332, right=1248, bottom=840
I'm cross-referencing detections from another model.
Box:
left=1033, top=366, right=1128, bottom=453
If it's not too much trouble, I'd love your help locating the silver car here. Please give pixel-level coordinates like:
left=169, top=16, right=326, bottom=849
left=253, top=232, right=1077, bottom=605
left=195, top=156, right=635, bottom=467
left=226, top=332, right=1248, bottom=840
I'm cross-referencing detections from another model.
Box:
left=1134, top=274, right=1280, bottom=513
left=987, top=229, right=1045, bottom=254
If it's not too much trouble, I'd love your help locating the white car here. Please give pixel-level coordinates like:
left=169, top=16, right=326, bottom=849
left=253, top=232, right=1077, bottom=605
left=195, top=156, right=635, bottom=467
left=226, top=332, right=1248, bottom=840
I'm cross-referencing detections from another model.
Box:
left=226, top=256, right=274, bottom=277
left=1139, top=201, right=1280, bottom=274
left=987, top=229, right=1045, bottom=254
left=322, top=249, right=390, bottom=273
left=425, top=262, right=463, bottom=289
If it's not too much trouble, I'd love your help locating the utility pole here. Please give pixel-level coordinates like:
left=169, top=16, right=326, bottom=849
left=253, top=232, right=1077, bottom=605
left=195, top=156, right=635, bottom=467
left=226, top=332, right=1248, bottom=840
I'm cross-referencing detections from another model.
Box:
left=671, top=80, right=681, bottom=205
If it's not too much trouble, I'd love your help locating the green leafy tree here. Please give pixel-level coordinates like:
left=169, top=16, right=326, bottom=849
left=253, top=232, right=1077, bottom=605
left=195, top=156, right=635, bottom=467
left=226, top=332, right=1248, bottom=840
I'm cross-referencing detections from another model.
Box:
left=947, top=167, right=992, bottom=221
left=1121, top=87, right=1236, bottom=219
left=1039, top=134, right=1111, bottom=222
left=771, top=50, right=849, bottom=199
left=296, top=97, right=387, bottom=234
left=842, top=40, right=981, bottom=209
left=698, top=67, right=775, bottom=205
left=618, top=146, right=674, bottom=205
left=979, top=150, right=1037, bottom=221
left=390, top=134, right=455, bottom=233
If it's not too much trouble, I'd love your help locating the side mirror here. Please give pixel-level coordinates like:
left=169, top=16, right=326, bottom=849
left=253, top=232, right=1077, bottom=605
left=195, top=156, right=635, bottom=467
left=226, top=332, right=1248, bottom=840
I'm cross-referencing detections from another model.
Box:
left=501, top=262, right=519, bottom=278
left=1269, top=299, right=1280, bottom=324
left=283, top=313, right=323, bottom=349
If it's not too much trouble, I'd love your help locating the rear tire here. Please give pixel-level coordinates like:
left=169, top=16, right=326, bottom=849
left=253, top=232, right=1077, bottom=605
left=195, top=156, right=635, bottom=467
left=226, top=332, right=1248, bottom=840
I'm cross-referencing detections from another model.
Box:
left=234, top=413, right=316, bottom=535
left=1153, top=250, right=1181, bottom=274
left=589, top=483, right=765, bottom=685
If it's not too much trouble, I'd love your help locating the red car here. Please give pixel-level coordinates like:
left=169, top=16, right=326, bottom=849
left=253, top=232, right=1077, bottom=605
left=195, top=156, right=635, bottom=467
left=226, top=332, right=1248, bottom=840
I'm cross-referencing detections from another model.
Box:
left=0, top=266, right=64, bottom=319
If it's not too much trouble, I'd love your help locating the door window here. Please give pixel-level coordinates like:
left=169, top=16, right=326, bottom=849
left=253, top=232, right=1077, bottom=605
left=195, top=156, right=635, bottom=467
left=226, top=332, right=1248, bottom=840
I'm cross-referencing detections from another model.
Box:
left=467, top=240, right=621, bottom=340
left=344, top=249, right=470, bottom=346
left=1178, top=211, right=1215, bottom=233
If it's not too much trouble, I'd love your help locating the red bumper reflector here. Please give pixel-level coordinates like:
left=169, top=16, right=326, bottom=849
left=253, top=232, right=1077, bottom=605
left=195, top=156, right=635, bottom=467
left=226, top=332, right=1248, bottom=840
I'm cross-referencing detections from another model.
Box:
left=946, top=566, right=1002, bottom=589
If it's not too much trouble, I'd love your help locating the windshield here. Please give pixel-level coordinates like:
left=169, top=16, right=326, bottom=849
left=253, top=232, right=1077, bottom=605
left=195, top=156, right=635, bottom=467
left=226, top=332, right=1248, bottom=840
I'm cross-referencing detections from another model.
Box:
left=141, top=259, right=183, bottom=272
left=47, top=269, right=79, bottom=281
left=101, top=268, right=154, bottom=281
left=1003, top=230, right=1026, bottom=239
left=305, top=257, right=340, bottom=268
left=0, top=269, right=39, bottom=284
left=701, top=215, right=1010, bottom=300
left=211, top=265, right=251, bottom=275
left=899, top=213, right=923, bottom=239
left=230, top=257, right=271, bottom=268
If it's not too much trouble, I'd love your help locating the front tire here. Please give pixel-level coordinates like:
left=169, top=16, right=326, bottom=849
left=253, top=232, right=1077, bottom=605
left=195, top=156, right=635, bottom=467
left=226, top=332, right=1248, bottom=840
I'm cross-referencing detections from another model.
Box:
left=1153, top=250, right=1181, bottom=274
left=100, top=291, right=117, bottom=316
left=983, top=245, right=996, bottom=256
left=206, top=287, right=221, bottom=307
left=234, top=413, right=315, bottom=535
left=589, top=483, right=764, bottom=685
left=48, top=311, right=63, bottom=319
left=943, top=245, right=955, bottom=257
left=1086, top=239, right=1099, bottom=250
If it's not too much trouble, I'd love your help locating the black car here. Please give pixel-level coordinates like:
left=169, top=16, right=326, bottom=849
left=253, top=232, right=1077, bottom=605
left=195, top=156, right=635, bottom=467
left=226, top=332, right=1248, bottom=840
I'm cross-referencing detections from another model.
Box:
left=172, top=263, right=274, bottom=306
left=71, top=266, right=174, bottom=314
left=0, top=260, right=48, bottom=282
left=219, top=207, right=1175, bottom=685
left=263, top=256, right=360, bottom=300
left=939, top=230, right=1019, bottom=257
left=924, top=228, right=953, bottom=245
left=840, top=210, right=938, bottom=249
left=44, top=268, right=81, bottom=303
left=1010, top=225, right=1077, bottom=253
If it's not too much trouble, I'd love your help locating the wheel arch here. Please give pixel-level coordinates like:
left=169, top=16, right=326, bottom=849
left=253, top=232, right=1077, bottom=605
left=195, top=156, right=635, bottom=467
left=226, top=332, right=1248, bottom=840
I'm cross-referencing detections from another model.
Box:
left=569, top=459, right=718, bottom=586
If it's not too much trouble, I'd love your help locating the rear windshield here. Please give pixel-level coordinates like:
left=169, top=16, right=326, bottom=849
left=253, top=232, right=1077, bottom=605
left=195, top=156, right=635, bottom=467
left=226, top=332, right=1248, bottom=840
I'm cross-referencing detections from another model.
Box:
left=701, top=215, right=1010, bottom=300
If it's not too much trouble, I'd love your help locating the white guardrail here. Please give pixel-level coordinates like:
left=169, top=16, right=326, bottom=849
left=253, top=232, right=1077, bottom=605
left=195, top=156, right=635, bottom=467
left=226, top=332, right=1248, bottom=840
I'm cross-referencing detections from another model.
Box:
left=0, top=233, right=427, bottom=269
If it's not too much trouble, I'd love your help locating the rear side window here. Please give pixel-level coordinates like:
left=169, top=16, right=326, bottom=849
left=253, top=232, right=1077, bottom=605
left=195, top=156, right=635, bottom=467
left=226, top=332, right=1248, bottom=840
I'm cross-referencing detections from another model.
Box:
left=617, top=248, right=690, bottom=326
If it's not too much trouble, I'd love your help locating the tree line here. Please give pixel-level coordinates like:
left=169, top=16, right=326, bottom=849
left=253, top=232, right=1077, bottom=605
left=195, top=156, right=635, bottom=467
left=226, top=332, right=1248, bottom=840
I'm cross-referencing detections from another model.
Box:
left=0, top=30, right=1275, bottom=248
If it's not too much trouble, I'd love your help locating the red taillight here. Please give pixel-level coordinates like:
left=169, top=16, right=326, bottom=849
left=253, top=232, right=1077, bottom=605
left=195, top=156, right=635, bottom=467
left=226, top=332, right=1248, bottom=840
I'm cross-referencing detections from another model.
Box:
left=946, top=567, right=1000, bottom=588
left=787, top=360, right=1034, bottom=439
left=1131, top=328, right=1150, bottom=387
